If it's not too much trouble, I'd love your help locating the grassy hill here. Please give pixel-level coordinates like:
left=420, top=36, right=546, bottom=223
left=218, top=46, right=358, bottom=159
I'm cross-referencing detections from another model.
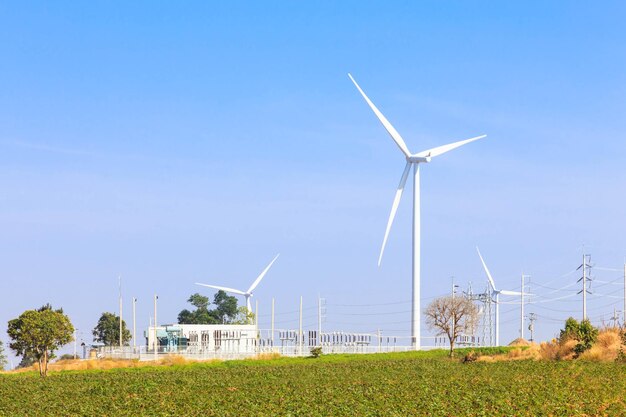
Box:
left=1, top=349, right=624, bottom=416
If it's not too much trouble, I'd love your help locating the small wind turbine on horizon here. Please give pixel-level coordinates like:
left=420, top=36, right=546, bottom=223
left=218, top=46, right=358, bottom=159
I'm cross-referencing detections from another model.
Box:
left=348, top=73, right=486, bottom=350
left=476, top=247, right=528, bottom=346
left=196, top=254, right=280, bottom=313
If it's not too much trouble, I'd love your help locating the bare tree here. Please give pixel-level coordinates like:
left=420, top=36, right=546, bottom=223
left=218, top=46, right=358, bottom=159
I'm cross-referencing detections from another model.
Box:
left=425, top=295, right=479, bottom=356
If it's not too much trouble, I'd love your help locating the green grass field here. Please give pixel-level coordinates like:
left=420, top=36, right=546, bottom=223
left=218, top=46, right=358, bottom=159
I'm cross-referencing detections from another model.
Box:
left=1, top=349, right=624, bottom=416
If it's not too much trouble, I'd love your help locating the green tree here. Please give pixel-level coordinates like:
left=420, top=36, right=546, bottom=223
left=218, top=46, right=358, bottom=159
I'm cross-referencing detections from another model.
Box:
left=573, top=319, right=598, bottom=357
left=188, top=293, right=210, bottom=310
left=558, top=317, right=598, bottom=358
left=559, top=317, right=580, bottom=343
left=232, top=306, right=255, bottom=325
left=17, top=352, right=36, bottom=369
left=0, top=340, right=7, bottom=370
left=7, top=305, right=74, bottom=377
left=178, top=293, right=217, bottom=324
left=212, top=291, right=238, bottom=323
left=178, top=291, right=239, bottom=324
left=92, top=312, right=132, bottom=346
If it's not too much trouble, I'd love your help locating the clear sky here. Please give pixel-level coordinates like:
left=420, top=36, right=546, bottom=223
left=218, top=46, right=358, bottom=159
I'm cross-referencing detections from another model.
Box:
left=1, top=2, right=625, bottom=366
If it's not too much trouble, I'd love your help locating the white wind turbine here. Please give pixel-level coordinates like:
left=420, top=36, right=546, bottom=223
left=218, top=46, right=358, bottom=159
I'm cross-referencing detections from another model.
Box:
left=196, top=254, right=280, bottom=313
left=349, top=73, right=486, bottom=349
left=476, top=247, right=525, bottom=346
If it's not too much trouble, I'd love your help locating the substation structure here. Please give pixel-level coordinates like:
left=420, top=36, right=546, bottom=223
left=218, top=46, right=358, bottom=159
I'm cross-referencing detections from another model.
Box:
left=95, top=323, right=476, bottom=360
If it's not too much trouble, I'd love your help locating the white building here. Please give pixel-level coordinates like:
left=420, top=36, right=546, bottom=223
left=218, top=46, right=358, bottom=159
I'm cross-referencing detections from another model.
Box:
left=145, top=323, right=259, bottom=356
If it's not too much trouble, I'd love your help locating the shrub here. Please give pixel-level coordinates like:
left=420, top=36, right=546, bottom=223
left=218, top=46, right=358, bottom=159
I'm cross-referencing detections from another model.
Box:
left=573, top=319, right=598, bottom=357
left=461, top=351, right=479, bottom=363
left=557, top=318, right=598, bottom=358
left=309, top=347, right=323, bottom=358
left=559, top=317, right=580, bottom=344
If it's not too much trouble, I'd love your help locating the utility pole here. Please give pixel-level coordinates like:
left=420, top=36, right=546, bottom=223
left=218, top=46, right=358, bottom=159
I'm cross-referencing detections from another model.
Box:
left=119, top=276, right=123, bottom=348
left=610, top=307, right=619, bottom=328
left=299, top=296, right=303, bottom=356
left=132, top=297, right=137, bottom=349
left=318, top=296, right=322, bottom=346
left=520, top=274, right=530, bottom=339
left=153, top=294, right=158, bottom=360
left=271, top=298, right=275, bottom=347
left=74, top=329, right=78, bottom=359
left=577, top=254, right=591, bottom=321
left=528, top=313, right=537, bottom=342
left=255, top=300, right=259, bottom=327
left=451, top=277, right=457, bottom=299
left=623, top=262, right=626, bottom=325
left=451, top=277, right=458, bottom=345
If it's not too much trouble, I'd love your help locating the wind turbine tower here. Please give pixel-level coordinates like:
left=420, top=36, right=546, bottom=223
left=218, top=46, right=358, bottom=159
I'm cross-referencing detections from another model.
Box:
left=476, top=248, right=526, bottom=346
left=349, top=73, right=486, bottom=349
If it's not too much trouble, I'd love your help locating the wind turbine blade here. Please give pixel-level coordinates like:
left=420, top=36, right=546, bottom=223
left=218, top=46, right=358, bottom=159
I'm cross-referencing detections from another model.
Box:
left=499, top=290, right=523, bottom=296
left=195, top=283, right=246, bottom=296
left=247, top=253, right=280, bottom=294
left=378, top=162, right=411, bottom=266
left=476, top=247, right=497, bottom=291
left=500, top=290, right=534, bottom=296
left=415, top=135, right=486, bottom=158
left=348, top=73, right=412, bottom=158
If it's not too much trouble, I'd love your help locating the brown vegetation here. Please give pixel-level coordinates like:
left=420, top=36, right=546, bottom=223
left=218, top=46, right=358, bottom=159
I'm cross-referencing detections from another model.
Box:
left=8, top=352, right=285, bottom=373
left=9, top=355, right=215, bottom=373
left=476, top=328, right=626, bottom=362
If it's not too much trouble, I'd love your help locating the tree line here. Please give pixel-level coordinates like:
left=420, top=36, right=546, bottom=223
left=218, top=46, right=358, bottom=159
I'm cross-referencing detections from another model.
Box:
left=1, top=290, right=248, bottom=376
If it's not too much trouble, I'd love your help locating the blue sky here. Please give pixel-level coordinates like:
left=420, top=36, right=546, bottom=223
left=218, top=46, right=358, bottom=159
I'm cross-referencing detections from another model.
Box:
left=1, top=2, right=625, bottom=365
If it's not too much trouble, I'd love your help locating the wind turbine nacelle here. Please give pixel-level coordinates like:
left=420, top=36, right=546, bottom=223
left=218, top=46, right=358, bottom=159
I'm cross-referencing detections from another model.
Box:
left=407, top=155, right=431, bottom=163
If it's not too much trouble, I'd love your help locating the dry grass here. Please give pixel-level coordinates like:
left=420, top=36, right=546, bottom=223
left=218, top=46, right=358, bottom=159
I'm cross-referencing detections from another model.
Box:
left=596, top=327, right=621, bottom=349
left=475, top=328, right=625, bottom=363
left=7, top=355, right=220, bottom=373
left=538, top=338, right=577, bottom=361
left=475, top=344, right=541, bottom=362
left=248, top=352, right=281, bottom=361
left=508, top=338, right=531, bottom=347
left=579, top=328, right=623, bottom=362
left=6, top=353, right=287, bottom=373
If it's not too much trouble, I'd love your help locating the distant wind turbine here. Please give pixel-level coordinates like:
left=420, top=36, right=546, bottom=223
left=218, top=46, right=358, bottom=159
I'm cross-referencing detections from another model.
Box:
left=476, top=247, right=527, bottom=346
left=349, top=73, right=486, bottom=349
left=196, top=254, right=280, bottom=313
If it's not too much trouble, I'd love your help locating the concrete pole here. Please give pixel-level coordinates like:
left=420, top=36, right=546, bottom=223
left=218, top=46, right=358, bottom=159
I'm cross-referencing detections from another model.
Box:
left=451, top=277, right=455, bottom=346
left=318, top=296, right=322, bottom=346
left=132, top=297, right=137, bottom=349
left=299, top=296, right=303, bottom=355
left=119, top=276, right=123, bottom=348
left=451, top=277, right=455, bottom=299
left=519, top=273, right=524, bottom=339
left=153, top=294, right=158, bottom=360
left=271, top=298, right=275, bottom=347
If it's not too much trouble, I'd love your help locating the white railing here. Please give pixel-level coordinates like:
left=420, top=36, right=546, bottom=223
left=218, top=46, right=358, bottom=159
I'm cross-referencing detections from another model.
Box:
left=97, top=343, right=446, bottom=361
left=95, top=330, right=468, bottom=361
